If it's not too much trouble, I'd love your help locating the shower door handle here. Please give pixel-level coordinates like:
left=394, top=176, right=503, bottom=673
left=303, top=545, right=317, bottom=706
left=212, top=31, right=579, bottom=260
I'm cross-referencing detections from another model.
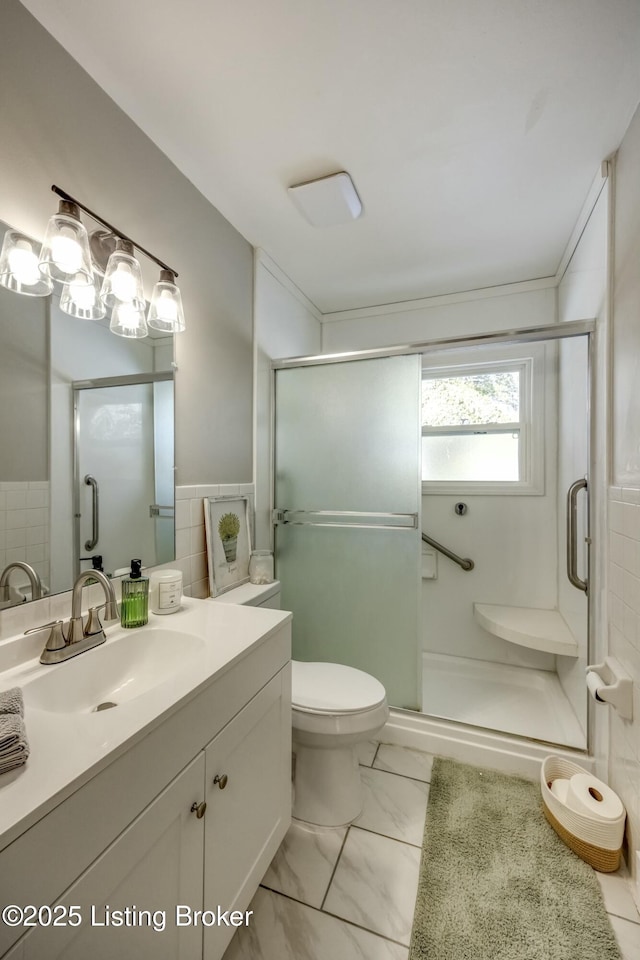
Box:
left=84, top=474, right=99, bottom=550
left=566, top=478, right=588, bottom=593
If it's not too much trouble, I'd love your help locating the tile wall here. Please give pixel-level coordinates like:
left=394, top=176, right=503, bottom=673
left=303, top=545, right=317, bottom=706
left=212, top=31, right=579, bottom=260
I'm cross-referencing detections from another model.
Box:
left=0, top=482, right=50, bottom=596
left=0, top=482, right=254, bottom=644
left=174, top=483, right=255, bottom=599
left=608, top=487, right=640, bottom=896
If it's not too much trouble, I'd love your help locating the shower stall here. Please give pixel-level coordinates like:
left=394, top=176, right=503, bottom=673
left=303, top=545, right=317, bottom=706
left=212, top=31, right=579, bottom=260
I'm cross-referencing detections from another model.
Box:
left=272, top=320, right=593, bottom=754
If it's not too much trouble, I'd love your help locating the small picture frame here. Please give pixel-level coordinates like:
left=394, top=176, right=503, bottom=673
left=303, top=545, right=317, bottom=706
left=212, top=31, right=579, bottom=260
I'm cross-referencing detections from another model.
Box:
left=204, top=496, right=252, bottom=597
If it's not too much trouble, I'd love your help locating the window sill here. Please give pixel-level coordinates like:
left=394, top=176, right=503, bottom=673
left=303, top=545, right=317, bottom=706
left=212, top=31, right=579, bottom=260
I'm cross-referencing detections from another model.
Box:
left=421, top=481, right=545, bottom=496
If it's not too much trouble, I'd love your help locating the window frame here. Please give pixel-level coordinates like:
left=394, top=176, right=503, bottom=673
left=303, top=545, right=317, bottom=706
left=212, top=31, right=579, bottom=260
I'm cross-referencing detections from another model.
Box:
left=421, top=344, right=545, bottom=496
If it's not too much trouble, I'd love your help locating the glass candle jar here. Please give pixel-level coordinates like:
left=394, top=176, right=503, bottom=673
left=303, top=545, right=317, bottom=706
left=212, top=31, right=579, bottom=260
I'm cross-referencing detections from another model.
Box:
left=249, top=550, right=274, bottom=585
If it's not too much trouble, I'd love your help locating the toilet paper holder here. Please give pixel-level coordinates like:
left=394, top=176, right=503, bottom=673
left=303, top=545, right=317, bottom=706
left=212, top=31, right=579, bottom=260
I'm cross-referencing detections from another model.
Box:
left=586, top=657, right=633, bottom=720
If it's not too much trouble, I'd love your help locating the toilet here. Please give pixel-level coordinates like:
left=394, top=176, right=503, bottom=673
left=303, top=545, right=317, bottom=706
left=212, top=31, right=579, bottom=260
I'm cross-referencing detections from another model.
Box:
left=211, top=580, right=389, bottom=826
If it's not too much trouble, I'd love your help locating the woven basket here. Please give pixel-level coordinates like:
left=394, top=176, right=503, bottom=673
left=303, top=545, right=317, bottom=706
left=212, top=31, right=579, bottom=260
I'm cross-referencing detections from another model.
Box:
left=540, top=756, right=625, bottom=873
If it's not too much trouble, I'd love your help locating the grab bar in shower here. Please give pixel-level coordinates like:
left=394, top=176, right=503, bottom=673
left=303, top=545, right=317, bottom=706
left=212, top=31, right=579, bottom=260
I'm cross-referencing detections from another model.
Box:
left=84, top=474, right=99, bottom=551
left=421, top=532, right=474, bottom=572
left=566, top=478, right=588, bottom=593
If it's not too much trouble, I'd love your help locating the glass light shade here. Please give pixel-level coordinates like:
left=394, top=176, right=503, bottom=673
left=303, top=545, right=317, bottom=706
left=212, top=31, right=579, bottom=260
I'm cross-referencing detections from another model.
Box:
left=147, top=275, right=185, bottom=333
left=38, top=207, right=93, bottom=285
left=0, top=230, right=52, bottom=296
left=100, top=242, right=145, bottom=309
left=60, top=274, right=106, bottom=320
left=110, top=300, right=148, bottom=339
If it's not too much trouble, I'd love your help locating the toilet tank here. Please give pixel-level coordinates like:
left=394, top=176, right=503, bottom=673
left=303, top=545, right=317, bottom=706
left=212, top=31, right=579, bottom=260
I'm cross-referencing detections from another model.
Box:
left=211, top=580, right=281, bottom=609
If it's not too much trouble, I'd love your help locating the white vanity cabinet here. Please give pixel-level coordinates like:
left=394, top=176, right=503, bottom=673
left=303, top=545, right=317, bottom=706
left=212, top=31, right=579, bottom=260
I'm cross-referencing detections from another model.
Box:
left=203, top=671, right=291, bottom=959
left=0, top=617, right=291, bottom=960
left=20, top=754, right=206, bottom=960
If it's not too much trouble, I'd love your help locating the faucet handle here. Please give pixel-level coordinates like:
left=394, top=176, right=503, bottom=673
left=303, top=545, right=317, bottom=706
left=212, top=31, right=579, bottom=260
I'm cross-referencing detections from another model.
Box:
left=24, top=619, right=62, bottom=636
left=25, top=620, right=67, bottom=653
left=84, top=599, right=120, bottom=638
left=101, top=599, right=120, bottom=623
left=84, top=607, right=103, bottom=637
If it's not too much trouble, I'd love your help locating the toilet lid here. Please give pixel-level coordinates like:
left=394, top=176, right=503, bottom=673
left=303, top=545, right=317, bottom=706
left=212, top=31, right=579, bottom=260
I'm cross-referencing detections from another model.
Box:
left=292, top=661, right=386, bottom=714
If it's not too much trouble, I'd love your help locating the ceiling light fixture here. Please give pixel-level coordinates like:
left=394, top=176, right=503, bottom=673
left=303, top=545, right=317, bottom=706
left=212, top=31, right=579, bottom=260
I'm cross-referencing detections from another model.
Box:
left=288, top=171, right=363, bottom=227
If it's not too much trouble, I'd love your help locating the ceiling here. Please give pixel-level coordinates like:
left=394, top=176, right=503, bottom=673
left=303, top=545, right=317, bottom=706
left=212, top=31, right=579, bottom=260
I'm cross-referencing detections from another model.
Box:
left=19, top=0, right=640, bottom=314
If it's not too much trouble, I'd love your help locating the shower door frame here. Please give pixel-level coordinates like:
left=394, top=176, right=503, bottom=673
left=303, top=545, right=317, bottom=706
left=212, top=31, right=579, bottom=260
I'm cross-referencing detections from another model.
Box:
left=272, top=317, right=597, bottom=753
left=72, top=369, right=175, bottom=579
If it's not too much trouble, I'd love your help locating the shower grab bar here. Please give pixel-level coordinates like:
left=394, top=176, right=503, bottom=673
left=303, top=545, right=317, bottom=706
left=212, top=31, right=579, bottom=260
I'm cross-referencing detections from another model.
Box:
left=566, top=478, right=588, bottom=593
left=422, top=532, right=474, bottom=571
left=84, top=474, right=99, bottom=551
left=273, top=509, right=418, bottom=530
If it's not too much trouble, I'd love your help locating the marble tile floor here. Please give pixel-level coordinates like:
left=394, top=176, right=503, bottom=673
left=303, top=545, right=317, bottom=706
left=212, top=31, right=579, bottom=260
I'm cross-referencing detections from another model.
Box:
left=223, top=742, right=640, bottom=960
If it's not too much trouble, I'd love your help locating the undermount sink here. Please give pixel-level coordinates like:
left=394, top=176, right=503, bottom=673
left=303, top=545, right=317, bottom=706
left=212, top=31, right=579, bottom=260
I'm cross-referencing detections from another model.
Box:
left=22, top=628, right=205, bottom=714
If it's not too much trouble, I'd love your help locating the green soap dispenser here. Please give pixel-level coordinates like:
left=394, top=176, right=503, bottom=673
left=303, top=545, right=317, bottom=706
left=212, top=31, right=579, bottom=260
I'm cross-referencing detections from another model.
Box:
left=120, top=559, right=149, bottom=628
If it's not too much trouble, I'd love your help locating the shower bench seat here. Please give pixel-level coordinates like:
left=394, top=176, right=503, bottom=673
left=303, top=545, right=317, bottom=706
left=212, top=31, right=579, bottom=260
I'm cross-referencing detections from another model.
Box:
left=473, top=603, right=579, bottom=657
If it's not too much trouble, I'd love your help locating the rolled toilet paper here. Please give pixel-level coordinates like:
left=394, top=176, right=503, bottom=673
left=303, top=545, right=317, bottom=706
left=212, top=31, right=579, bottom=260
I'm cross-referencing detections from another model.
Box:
left=550, top=778, right=570, bottom=804
left=586, top=671, right=605, bottom=701
left=566, top=774, right=624, bottom=821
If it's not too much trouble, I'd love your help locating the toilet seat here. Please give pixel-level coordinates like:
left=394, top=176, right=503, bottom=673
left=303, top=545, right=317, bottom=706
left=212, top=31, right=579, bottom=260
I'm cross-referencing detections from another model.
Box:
left=292, top=661, right=386, bottom=715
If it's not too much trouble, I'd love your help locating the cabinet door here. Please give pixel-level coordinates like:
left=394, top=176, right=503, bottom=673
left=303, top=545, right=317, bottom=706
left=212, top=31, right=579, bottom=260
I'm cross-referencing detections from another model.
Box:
left=203, top=667, right=291, bottom=960
left=21, top=754, right=205, bottom=960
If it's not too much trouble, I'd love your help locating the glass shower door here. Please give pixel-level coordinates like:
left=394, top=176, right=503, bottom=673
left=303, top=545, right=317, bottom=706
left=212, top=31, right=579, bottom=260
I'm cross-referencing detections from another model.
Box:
left=75, top=378, right=174, bottom=578
left=274, top=354, right=422, bottom=710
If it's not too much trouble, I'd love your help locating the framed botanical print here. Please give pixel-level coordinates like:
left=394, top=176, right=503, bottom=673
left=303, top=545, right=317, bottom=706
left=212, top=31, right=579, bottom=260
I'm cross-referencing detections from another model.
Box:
left=204, top=496, right=252, bottom=596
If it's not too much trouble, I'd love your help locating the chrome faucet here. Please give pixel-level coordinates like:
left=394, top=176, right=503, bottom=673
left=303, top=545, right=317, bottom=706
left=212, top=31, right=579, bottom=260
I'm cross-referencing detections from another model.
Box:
left=0, top=561, right=42, bottom=603
left=27, top=570, right=120, bottom=665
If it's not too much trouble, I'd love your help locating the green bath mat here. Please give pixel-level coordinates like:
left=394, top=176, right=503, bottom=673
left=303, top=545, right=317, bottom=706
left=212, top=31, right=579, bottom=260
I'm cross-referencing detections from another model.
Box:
left=409, top=758, right=622, bottom=960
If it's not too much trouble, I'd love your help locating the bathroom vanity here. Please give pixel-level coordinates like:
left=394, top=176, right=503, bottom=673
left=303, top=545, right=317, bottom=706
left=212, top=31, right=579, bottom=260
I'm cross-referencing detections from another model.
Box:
left=0, top=598, right=292, bottom=959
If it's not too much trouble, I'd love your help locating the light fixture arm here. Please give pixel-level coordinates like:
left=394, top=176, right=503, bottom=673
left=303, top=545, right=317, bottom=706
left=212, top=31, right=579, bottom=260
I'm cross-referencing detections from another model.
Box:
left=51, top=185, right=178, bottom=278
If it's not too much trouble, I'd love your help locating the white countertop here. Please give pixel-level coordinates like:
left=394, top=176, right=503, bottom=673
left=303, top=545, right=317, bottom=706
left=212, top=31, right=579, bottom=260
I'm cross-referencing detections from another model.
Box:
left=0, top=598, right=291, bottom=852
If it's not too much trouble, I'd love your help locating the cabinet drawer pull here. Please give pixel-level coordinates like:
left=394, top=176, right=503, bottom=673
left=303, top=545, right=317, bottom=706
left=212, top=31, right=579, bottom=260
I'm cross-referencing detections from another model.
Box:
left=190, top=800, right=207, bottom=818
left=213, top=774, right=228, bottom=790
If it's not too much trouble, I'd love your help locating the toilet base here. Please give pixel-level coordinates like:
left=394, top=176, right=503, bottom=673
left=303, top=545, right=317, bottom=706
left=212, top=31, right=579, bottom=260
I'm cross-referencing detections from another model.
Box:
left=292, top=741, right=363, bottom=827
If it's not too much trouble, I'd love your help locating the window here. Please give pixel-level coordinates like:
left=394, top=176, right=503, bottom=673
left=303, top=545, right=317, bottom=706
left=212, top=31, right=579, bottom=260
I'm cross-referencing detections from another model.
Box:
left=421, top=347, right=545, bottom=495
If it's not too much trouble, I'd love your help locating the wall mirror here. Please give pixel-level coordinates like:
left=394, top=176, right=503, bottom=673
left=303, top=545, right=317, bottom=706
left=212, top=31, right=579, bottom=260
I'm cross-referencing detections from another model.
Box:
left=0, top=218, right=175, bottom=608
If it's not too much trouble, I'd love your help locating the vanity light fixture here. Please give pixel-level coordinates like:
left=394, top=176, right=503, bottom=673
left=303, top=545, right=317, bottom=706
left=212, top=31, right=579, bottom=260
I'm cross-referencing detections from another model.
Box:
left=0, top=229, right=53, bottom=296
left=2, top=186, right=186, bottom=339
left=147, top=269, right=186, bottom=333
left=110, top=299, right=149, bottom=339
left=59, top=273, right=106, bottom=321
left=49, top=185, right=185, bottom=338
left=38, top=198, right=93, bottom=286
left=100, top=238, right=145, bottom=309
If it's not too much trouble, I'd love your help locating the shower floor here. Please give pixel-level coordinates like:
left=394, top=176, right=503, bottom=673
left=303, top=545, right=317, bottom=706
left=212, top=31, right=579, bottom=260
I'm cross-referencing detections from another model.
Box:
left=422, top=652, right=586, bottom=749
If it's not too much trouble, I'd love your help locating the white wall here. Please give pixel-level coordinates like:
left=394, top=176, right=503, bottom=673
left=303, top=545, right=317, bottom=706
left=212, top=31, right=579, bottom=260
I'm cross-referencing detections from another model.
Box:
left=0, top=284, right=48, bottom=482
left=253, top=253, right=322, bottom=549
left=609, top=101, right=640, bottom=891
left=556, top=184, right=608, bottom=742
left=321, top=282, right=557, bottom=353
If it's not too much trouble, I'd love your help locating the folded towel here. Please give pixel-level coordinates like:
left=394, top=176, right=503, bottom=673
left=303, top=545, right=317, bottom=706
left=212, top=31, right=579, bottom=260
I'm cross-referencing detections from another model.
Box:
left=0, top=687, right=24, bottom=717
left=0, top=715, right=29, bottom=774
